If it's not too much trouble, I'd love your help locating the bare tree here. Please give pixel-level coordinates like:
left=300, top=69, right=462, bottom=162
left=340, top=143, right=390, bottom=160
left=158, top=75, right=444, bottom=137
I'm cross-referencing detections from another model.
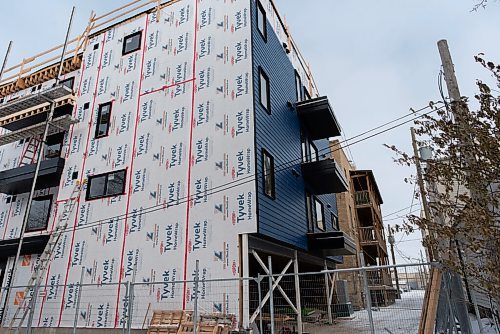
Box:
left=387, top=56, right=500, bottom=305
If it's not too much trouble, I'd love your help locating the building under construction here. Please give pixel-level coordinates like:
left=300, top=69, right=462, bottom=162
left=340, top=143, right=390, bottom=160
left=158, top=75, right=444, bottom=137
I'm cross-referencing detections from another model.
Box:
left=0, top=0, right=355, bottom=330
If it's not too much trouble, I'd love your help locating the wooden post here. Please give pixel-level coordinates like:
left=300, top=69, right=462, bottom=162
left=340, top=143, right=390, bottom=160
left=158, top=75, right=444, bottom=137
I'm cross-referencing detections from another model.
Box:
left=156, top=0, right=161, bottom=22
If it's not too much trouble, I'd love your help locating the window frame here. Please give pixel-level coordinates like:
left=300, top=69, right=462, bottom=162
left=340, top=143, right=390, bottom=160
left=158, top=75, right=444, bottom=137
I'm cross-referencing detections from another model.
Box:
left=44, top=132, right=65, bottom=159
left=26, top=195, right=53, bottom=233
left=305, top=192, right=314, bottom=232
left=295, top=71, right=303, bottom=102
left=301, top=140, right=308, bottom=163
left=309, top=142, right=318, bottom=162
left=95, top=102, right=112, bottom=139
left=60, top=77, right=75, bottom=91
left=304, top=86, right=311, bottom=100
left=314, top=198, right=325, bottom=231
left=256, top=1, right=267, bottom=42
left=262, top=149, right=275, bottom=199
left=259, top=67, right=271, bottom=114
left=331, top=212, right=339, bottom=230
left=86, top=169, right=127, bottom=201
left=122, top=31, right=143, bottom=56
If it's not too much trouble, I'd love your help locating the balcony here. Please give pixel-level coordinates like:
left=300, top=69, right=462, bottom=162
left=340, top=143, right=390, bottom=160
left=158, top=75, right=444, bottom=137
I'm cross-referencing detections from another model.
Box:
left=359, top=226, right=378, bottom=244
left=359, top=226, right=387, bottom=254
left=367, top=269, right=393, bottom=287
left=296, top=96, right=341, bottom=140
left=307, top=231, right=357, bottom=257
left=0, top=157, right=65, bottom=195
left=301, top=158, right=348, bottom=195
left=0, top=235, right=50, bottom=259
left=355, top=190, right=372, bottom=206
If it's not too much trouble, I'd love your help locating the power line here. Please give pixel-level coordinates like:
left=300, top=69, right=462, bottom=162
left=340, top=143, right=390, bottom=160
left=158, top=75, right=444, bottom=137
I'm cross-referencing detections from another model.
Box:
left=384, top=208, right=421, bottom=222
left=52, top=103, right=445, bottom=236
left=398, top=238, right=423, bottom=243
left=383, top=202, right=421, bottom=219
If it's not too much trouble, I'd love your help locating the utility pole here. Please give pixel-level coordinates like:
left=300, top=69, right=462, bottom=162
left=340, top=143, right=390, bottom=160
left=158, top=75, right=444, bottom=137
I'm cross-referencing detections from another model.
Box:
left=437, top=39, right=477, bottom=334
left=387, top=224, right=401, bottom=298
left=411, top=128, right=436, bottom=261
left=437, top=40, right=475, bottom=304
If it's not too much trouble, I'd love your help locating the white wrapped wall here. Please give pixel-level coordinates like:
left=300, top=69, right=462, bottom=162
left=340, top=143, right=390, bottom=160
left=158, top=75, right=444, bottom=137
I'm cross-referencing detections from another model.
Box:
left=1, top=0, right=255, bottom=328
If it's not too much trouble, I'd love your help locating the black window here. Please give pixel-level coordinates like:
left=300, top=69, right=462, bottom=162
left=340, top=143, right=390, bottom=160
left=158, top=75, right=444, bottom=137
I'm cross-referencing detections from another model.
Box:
left=44, top=132, right=65, bottom=159
left=315, top=198, right=325, bottom=231
left=262, top=149, right=275, bottom=199
left=26, top=195, right=53, bottom=232
left=86, top=170, right=126, bottom=200
left=95, top=102, right=112, bottom=138
left=259, top=68, right=270, bottom=113
left=60, top=77, right=75, bottom=91
left=331, top=212, right=339, bottom=230
left=295, top=72, right=302, bottom=102
left=122, top=31, right=142, bottom=55
left=256, top=1, right=267, bottom=41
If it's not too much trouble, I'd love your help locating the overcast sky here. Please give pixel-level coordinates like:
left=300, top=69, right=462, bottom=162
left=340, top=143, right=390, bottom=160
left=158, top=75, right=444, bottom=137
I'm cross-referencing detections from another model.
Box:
left=1, top=0, right=499, bottom=265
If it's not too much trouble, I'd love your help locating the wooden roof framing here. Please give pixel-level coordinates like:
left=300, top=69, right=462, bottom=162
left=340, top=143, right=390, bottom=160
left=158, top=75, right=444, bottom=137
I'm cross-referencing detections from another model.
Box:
left=0, top=114, right=78, bottom=147
left=0, top=0, right=315, bottom=100
left=0, top=0, right=185, bottom=99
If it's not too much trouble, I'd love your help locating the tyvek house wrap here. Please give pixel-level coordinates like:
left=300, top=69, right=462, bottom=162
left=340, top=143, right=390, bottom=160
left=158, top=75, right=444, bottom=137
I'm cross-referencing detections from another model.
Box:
left=1, top=0, right=256, bottom=328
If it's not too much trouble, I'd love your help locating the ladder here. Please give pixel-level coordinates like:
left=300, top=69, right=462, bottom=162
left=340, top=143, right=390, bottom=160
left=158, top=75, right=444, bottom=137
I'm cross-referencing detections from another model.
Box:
left=7, top=180, right=86, bottom=331
left=18, top=136, right=42, bottom=167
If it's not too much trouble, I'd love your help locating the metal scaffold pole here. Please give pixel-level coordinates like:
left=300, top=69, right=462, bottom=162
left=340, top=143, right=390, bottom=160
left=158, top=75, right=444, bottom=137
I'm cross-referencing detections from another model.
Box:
left=0, top=7, right=75, bottom=330
left=0, top=41, right=13, bottom=81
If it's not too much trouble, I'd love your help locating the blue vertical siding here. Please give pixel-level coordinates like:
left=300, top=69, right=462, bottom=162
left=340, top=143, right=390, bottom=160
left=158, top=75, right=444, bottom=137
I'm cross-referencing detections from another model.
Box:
left=251, top=0, right=338, bottom=251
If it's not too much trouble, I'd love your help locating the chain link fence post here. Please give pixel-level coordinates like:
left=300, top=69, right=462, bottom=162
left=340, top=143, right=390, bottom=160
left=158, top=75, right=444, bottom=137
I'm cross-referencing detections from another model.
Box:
left=122, top=282, right=130, bottom=334
left=323, top=261, right=333, bottom=325
left=359, top=252, right=375, bottom=334
left=256, top=274, right=263, bottom=334
left=267, top=256, right=275, bottom=334
left=127, top=282, right=134, bottom=334
left=73, top=266, right=85, bottom=334
left=193, top=260, right=200, bottom=334
left=26, top=282, right=39, bottom=334
left=293, top=251, right=303, bottom=334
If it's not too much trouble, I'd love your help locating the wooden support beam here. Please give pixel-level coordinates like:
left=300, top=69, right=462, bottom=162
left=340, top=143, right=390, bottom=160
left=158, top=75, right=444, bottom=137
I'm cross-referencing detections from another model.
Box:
left=156, top=0, right=161, bottom=22
left=418, top=267, right=441, bottom=334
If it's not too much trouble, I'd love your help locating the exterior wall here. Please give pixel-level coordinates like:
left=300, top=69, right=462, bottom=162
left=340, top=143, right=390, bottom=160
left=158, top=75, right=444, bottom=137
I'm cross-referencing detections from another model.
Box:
left=251, top=0, right=338, bottom=251
left=0, top=70, right=80, bottom=243
left=330, top=140, right=363, bottom=309
left=1, top=0, right=256, bottom=328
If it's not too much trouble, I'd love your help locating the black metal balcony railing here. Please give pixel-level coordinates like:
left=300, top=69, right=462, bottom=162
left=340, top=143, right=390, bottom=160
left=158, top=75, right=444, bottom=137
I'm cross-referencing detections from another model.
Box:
left=307, top=231, right=356, bottom=256
left=301, top=159, right=348, bottom=195
left=0, top=157, right=65, bottom=194
left=296, top=96, right=341, bottom=140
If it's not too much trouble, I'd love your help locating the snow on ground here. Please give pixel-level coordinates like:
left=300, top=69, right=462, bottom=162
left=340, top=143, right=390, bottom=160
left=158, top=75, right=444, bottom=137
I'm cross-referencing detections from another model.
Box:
left=305, top=290, right=426, bottom=334
left=303, top=290, right=499, bottom=333
left=470, top=315, right=499, bottom=334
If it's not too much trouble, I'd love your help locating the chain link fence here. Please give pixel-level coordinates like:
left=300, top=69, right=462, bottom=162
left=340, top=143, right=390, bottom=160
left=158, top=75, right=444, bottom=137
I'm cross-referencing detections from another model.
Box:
left=1, top=262, right=495, bottom=333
